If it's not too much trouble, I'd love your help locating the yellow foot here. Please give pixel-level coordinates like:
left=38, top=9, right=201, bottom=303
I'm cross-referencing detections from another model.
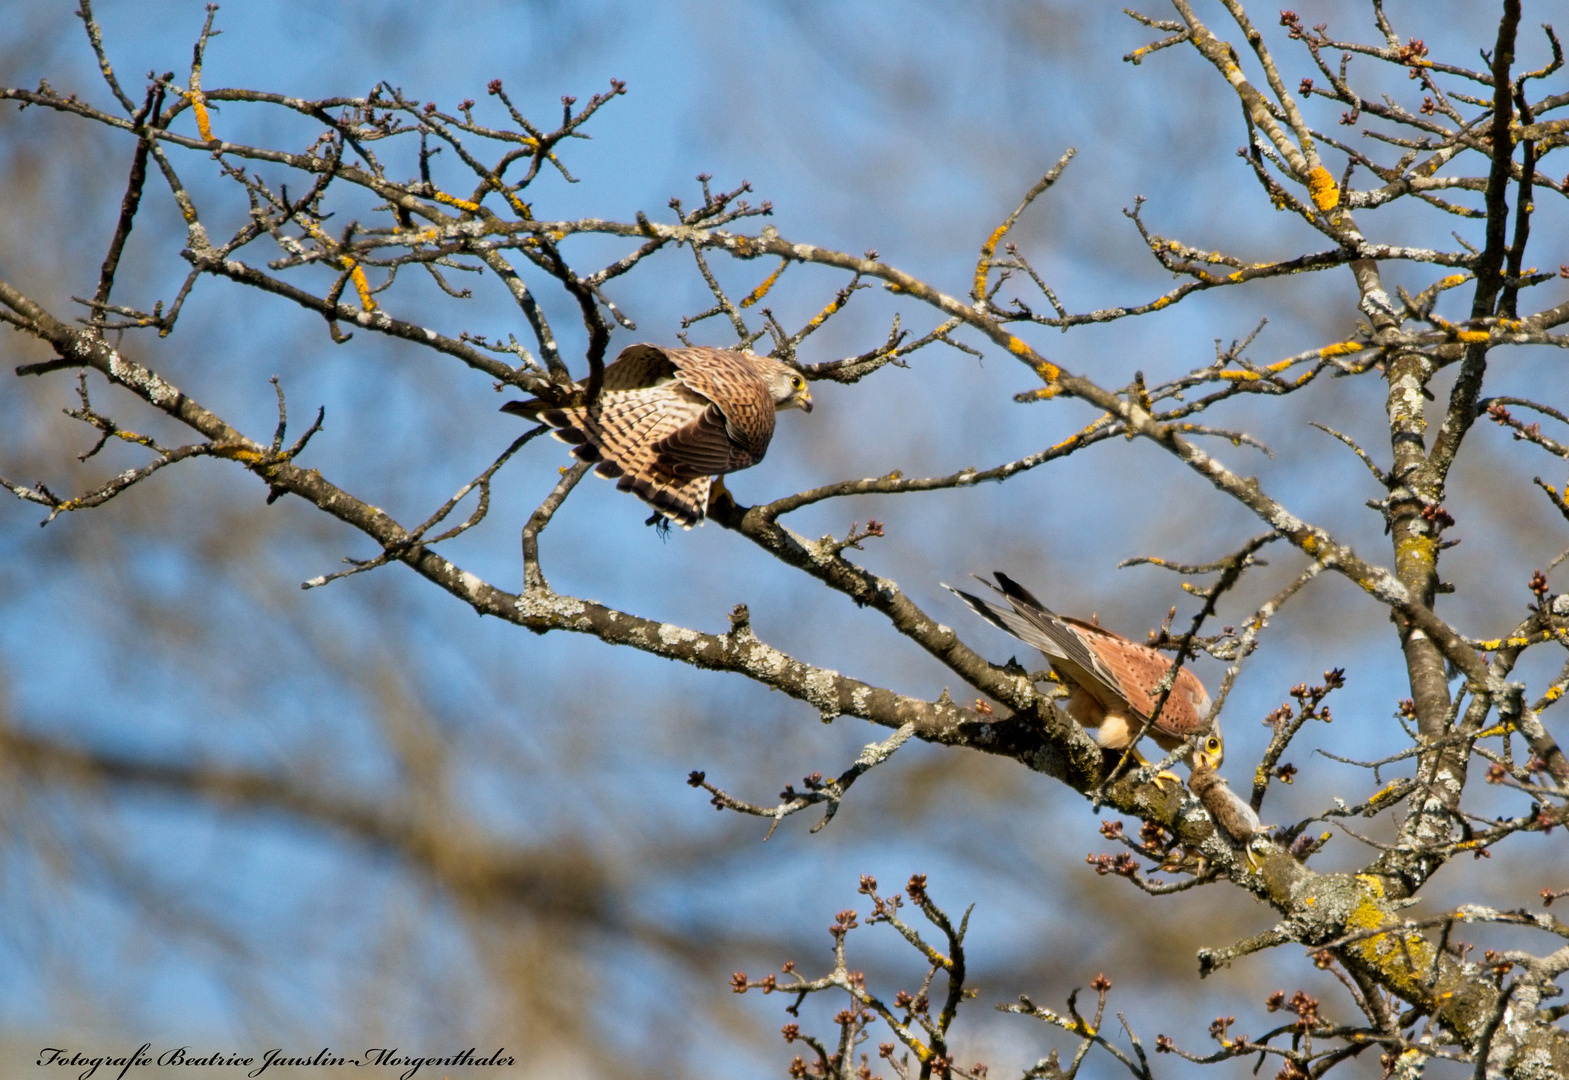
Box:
left=1242, top=836, right=1275, bottom=872
left=1123, top=746, right=1181, bottom=791
left=707, top=475, right=737, bottom=516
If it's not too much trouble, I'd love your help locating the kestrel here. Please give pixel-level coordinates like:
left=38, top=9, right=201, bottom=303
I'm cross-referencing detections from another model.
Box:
left=503, top=343, right=812, bottom=528
left=946, top=572, right=1222, bottom=778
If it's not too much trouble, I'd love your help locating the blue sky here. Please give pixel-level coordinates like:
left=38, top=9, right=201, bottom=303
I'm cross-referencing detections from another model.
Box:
left=1, top=2, right=1565, bottom=1077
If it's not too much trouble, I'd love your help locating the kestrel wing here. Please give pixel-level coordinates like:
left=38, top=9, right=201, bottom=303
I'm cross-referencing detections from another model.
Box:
left=666, top=347, right=777, bottom=460
left=990, top=571, right=1052, bottom=613
left=651, top=403, right=747, bottom=478
left=602, top=343, right=679, bottom=391
left=984, top=574, right=1128, bottom=702
left=543, top=382, right=707, bottom=478
left=944, top=580, right=1127, bottom=708
left=1075, top=630, right=1210, bottom=737
left=500, top=344, right=677, bottom=417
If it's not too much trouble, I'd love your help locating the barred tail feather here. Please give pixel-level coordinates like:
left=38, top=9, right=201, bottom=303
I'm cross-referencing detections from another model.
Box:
left=523, top=397, right=715, bottom=528
left=499, top=398, right=545, bottom=419
left=621, top=473, right=710, bottom=529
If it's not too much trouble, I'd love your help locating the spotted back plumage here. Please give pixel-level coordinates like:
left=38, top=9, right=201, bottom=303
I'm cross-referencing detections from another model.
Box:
left=504, top=343, right=812, bottom=527
left=945, top=572, right=1218, bottom=755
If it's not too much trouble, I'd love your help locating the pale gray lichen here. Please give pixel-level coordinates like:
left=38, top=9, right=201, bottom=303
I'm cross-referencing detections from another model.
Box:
left=456, top=570, right=487, bottom=601
left=513, top=589, right=586, bottom=622
left=803, top=667, right=841, bottom=714
left=743, top=643, right=789, bottom=679
left=657, top=622, right=699, bottom=646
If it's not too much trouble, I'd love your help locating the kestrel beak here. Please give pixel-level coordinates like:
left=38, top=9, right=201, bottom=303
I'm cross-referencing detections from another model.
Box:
left=798, top=388, right=813, bottom=413
left=1194, top=734, right=1225, bottom=771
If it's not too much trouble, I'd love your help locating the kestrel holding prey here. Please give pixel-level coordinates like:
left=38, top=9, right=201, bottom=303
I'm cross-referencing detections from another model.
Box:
left=946, top=572, right=1223, bottom=779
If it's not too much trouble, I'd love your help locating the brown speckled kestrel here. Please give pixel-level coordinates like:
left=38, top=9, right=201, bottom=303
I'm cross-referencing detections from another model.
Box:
left=946, top=572, right=1223, bottom=778
left=503, top=343, right=812, bottom=528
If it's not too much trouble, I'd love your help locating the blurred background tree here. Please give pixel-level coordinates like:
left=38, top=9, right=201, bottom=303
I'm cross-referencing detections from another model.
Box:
left=1, top=1, right=1566, bottom=1078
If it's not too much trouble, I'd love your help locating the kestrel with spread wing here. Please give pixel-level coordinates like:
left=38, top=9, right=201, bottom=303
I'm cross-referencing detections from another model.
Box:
left=946, top=572, right=1222, bottom=777
left=503, top=343, right=812, bottom=528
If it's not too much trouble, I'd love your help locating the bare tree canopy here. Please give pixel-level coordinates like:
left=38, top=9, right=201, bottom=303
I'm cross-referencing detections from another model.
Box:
left=2, top=1, right=1568, bottom=1078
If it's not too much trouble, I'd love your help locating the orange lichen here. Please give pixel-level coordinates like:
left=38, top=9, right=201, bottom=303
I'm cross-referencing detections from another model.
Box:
left=802, top=294, right=845, bottom=331
left=740, top=259, right=788, bottom=309
left=974, top=222, right=1011, bottom=300
left=346, top=260, right=376, bottom=311
left=433, top=190, right=481, bottom=213
left=190, top=91, right=214, bottom=142
left=502, top=192, right=532, bottom=219
left=1306, top=166, right=1340, bottom=211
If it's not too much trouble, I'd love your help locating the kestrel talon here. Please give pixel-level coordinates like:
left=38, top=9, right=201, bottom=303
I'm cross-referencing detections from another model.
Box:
left=503, top=343, right=812, bottom=528
left=946, top=572, right=1223, bottom=780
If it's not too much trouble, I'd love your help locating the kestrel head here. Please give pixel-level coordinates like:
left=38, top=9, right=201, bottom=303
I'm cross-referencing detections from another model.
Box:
left=760, top=360, right=813, bottom=413
left=1181, top=680, right=1222, bottom=769
left=1193, top=729, right=1224, bottom=771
